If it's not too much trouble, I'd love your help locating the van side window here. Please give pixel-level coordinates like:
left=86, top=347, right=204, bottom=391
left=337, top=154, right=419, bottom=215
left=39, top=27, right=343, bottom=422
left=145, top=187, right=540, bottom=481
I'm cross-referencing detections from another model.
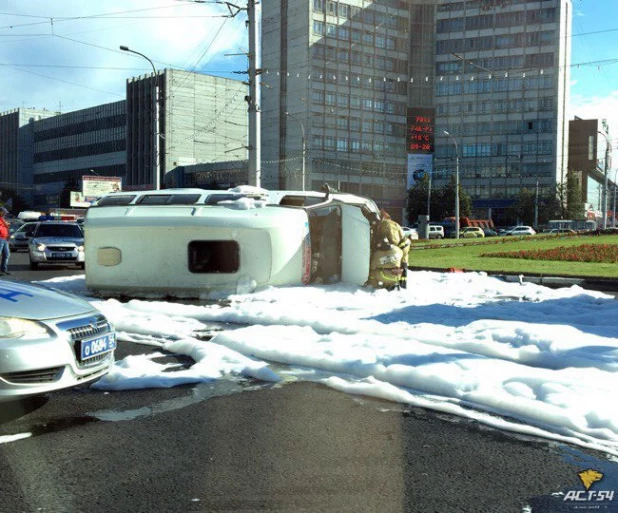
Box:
left=308, top=205, right=342, bottom=283
left=188, top=241, right=240, bottom=273
left=96, top=195, right=136, bottom=206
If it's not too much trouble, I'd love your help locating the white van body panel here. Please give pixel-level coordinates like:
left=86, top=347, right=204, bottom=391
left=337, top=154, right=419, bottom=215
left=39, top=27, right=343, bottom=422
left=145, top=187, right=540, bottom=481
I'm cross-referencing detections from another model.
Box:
left=85, top=206, right=309, bottom=297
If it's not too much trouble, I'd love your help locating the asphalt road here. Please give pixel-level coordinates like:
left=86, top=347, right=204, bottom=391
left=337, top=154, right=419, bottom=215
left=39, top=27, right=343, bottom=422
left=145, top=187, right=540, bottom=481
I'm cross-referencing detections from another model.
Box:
left=1, top=253, right=617, bottom=512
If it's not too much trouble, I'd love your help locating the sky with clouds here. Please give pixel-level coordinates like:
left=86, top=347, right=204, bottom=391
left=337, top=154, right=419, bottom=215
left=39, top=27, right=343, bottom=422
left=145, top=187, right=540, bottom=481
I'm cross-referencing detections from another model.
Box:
left=1, top=0, right=618, bottom=143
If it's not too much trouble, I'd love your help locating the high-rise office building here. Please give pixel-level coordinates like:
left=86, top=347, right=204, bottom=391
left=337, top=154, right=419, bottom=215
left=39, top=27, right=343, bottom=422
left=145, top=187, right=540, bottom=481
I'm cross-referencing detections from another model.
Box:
left=262, top=0, right=433, bottom=219
left=261, top=0, right=572, bottom=224
left=429, top=0, right=572, bottom=224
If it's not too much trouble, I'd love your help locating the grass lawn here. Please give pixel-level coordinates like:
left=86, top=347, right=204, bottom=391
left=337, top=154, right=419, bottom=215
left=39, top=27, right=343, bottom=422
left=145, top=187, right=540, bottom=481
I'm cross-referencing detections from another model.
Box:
left=408, top=234, right=618, bottom=278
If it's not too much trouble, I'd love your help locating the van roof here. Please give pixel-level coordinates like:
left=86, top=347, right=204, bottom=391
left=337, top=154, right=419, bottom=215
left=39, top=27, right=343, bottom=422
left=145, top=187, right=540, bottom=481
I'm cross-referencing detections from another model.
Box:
left=90, top=187, right=379, bottom=213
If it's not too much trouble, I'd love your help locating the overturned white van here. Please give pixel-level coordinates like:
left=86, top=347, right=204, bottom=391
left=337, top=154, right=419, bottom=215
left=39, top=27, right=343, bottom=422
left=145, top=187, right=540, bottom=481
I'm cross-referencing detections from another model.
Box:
left=84, top=186, right=379, bottom=298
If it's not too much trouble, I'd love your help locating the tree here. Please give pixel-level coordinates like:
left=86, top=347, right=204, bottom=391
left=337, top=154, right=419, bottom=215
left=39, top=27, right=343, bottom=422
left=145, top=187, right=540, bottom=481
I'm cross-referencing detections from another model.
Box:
left=511, top=188, right=536, bottom=226
left=439, top=175, right=472, bottom=219
left=406, top=175, right=472, bottom=225
left=405, top=174, right=430, bottom=225
left=60, top=178, right=80, bottom=208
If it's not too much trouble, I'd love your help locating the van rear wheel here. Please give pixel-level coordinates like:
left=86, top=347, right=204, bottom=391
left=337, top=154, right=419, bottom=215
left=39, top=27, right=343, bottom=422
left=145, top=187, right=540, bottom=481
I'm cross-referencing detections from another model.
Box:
left=29, top=262, right=39, bottom=270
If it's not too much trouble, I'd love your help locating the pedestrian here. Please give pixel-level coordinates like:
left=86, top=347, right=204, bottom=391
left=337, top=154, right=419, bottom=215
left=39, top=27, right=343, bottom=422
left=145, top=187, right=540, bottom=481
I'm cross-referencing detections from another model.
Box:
left=0, top=207, right=11, bottom=276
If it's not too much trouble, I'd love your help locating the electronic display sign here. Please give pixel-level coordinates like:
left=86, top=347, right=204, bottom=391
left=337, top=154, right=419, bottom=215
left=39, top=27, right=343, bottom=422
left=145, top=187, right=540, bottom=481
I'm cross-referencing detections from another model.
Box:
left=407, top=107, right=435, bottom=154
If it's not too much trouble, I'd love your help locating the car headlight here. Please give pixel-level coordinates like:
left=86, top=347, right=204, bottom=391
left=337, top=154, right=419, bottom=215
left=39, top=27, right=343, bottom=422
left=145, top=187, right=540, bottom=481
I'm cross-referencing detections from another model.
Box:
left=77, top=245, right=84, bottom=252
left=0, top=317, right=50, bottom=340
left=36, top=243, right=47, bottom=251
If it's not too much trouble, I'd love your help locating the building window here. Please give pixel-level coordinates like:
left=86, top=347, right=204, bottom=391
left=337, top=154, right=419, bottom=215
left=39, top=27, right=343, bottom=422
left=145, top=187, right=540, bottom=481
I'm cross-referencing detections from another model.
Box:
left=313, top=0, right=324, bottom=12
left=313, top=20, right=324, bottom=35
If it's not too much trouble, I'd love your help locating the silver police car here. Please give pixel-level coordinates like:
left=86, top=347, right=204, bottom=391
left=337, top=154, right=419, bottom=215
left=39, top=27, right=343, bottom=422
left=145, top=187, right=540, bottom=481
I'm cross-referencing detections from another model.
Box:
left=0, top=279, right=116, bottom=402
left=28, top=221, right=85, bottom=269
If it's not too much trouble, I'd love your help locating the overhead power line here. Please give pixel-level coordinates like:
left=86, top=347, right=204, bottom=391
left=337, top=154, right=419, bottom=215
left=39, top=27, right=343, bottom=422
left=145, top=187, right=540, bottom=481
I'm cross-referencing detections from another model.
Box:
left=0, top=3, right=220, bottom=30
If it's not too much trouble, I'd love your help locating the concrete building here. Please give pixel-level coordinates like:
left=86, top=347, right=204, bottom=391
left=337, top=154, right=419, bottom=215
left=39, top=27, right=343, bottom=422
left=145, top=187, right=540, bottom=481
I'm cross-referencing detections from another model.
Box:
left=261, top=0, right=434, bottom=219
left=125, top=69, right=248, bottom=189
left=261, top=0, right=572, bottom=224
left=432, top=0, right=572, bottom=225
left=32, top=101, right=126, bottom=208
left=0, top=108, right=58, bottom=205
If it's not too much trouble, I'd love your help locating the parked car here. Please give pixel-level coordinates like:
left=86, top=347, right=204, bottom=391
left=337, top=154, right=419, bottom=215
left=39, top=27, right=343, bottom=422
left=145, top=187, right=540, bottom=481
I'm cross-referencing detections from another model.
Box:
left=0, top=279, right=116, bottom=402
left=402, top=226, right=419, bottom=240
left=505, top=226, right=536, bottom=236
left=28, top=221, right=85, bottom=270
left=483, top=228, right=498, bottom=237
left=428, top=224, right=445, bottom=239
left=460, top=227, right=485, bottom=238
left=8, top=222, right=38, bottom=251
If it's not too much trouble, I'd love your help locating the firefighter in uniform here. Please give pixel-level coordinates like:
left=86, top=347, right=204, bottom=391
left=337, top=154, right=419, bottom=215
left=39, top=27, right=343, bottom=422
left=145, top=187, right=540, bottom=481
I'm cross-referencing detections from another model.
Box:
left=367, top=210, right=410, bottom=290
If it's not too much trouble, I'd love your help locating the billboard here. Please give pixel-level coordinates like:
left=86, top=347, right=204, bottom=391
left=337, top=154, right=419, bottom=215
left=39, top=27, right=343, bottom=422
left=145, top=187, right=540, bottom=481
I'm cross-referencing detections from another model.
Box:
left=407, top=154, right=434, bottom=188
left=82, top=175, right=122, bottom=197
left=70, top=191, right=93, bottom=208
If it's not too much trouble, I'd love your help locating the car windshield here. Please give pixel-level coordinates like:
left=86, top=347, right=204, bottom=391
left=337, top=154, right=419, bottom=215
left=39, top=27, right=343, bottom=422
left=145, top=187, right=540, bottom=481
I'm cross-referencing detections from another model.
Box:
left=35, top=224, right=83, bottom=238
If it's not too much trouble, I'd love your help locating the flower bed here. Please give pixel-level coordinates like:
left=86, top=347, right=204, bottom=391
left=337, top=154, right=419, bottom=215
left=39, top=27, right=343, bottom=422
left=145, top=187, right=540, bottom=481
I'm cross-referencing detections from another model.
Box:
left=482, top=244, right=618, bottom=263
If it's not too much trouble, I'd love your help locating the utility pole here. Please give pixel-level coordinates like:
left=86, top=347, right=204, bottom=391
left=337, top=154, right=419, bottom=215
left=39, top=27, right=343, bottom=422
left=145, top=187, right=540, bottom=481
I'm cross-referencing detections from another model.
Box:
left=443, top=131, right=460, bottom=239
left=247, top=0, right=261, bottom=187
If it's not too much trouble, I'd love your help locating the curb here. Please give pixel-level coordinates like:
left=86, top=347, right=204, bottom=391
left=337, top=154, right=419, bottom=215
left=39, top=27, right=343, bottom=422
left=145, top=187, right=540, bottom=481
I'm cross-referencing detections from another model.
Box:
left=407, top=266, right=618, bottom=292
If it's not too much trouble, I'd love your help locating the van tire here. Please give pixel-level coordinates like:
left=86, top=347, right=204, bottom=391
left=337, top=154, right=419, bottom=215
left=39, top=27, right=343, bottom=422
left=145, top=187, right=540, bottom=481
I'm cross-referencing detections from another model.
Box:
left=437, top=235, right=443, bottom=239
left=30, top=262, right=39, bottom=270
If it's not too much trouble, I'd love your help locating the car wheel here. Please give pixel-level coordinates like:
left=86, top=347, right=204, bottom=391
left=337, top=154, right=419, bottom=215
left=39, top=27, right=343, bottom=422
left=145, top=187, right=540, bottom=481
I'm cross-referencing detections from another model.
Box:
left=437, top=235, right=443, bottom=239
left=30, top=261, right=39, bottom=270
left=79, top=263, right=85, bottom=270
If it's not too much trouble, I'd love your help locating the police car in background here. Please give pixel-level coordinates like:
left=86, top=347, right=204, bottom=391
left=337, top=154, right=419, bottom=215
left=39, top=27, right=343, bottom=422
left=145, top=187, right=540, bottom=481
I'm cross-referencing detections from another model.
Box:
left=0, top=280, right=116, bottom=402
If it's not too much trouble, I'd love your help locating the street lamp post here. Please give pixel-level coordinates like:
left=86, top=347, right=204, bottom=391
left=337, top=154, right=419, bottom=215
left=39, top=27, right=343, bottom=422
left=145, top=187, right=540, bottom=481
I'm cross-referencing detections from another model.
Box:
left=597, top=130, right=611, bottom=229
left=120, top=45, right=160, bottom=190
left=285, top=111, right=306, bottom=191
left=443, top=131, right=460, bottom=239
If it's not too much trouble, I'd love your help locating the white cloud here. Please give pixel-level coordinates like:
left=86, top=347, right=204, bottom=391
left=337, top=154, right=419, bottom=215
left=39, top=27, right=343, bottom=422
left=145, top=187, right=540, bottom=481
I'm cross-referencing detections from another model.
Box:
left=0, top=1, right=248, bottom=112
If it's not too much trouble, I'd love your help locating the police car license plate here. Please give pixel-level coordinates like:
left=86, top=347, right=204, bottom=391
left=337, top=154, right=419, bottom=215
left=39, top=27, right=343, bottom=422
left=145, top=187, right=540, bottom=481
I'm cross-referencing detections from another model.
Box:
left=51, top=252, right=72, bottom=259
left=80, top=333, right=117, bottom=360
